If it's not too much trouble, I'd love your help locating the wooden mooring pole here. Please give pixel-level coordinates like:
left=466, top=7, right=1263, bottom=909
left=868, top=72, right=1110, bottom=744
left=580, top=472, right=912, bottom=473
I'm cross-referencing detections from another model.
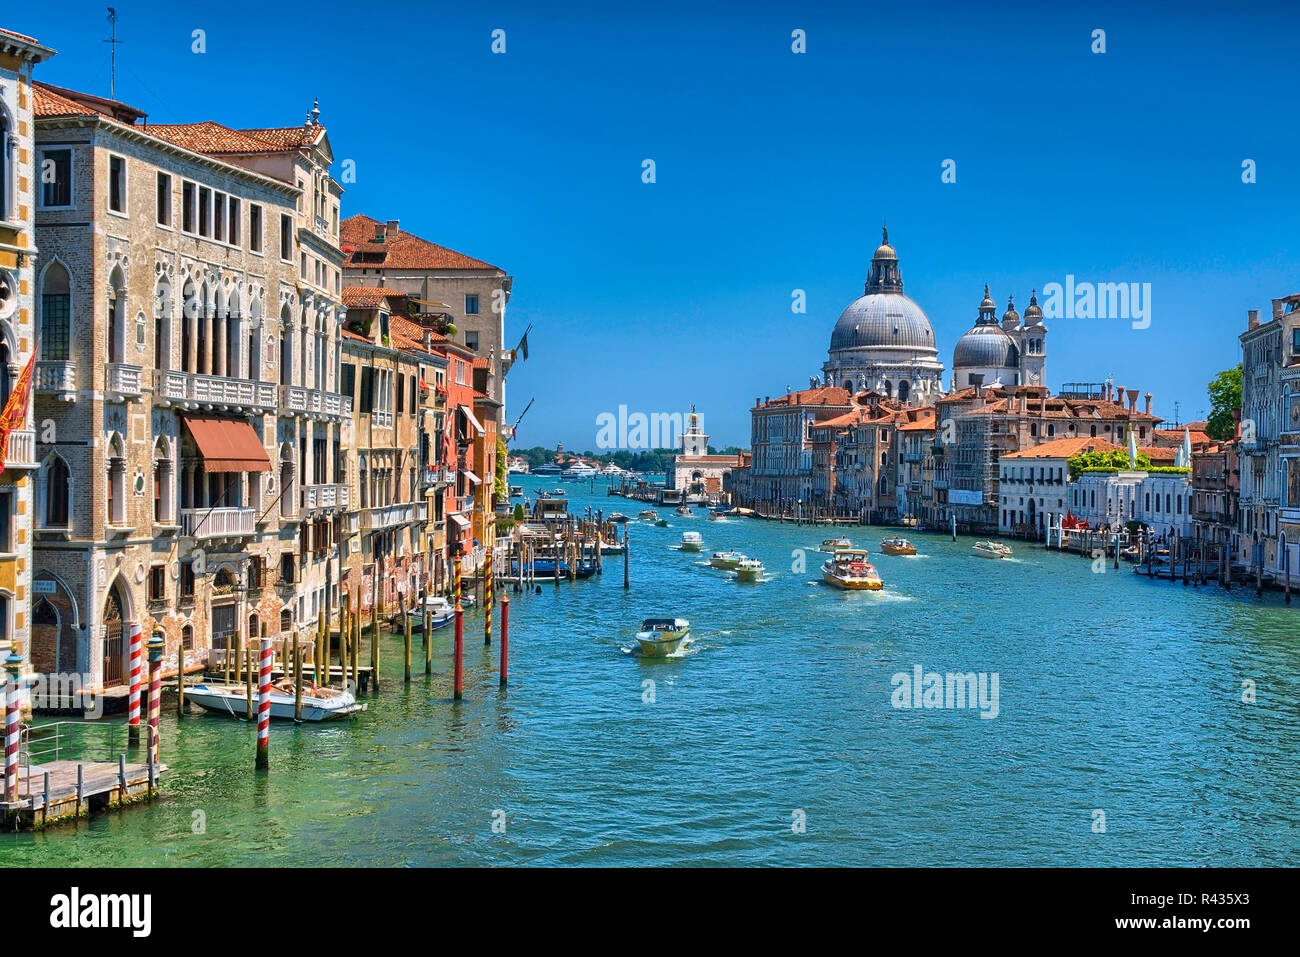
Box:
left=404, top=591, right=413, bottom=683
left=500, top=591, right=510, bottom=688
left=4, top=652, right=20, bottom=802
left=293, top=629, right=303, bottom=722
left=424, top=573, right=433, bottom=675
left=176, top=640, right=186, bottom=717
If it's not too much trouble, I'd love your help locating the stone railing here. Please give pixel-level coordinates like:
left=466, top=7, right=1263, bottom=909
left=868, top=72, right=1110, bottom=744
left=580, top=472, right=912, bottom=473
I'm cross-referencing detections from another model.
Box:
left=154, top=369, right=277, bottom=415
left=5, top=429, right=36, bottom=469
left=278, top=384, right=353, bottom=421
left=106, top=363, right=143, bottom=401
left=361, top=502, right=416, bottom=531
left=181, top=506, right=257, bottom=539
left=35, top=360, right=76, bottom=397
left=301, top=483, right=350, bottom=511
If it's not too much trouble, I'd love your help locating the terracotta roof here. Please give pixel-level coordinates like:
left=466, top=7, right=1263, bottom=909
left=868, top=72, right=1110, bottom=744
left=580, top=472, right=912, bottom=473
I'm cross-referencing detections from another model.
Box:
left=236, top=126, right=322, bottom=150
left=341, top=215, right=499, bottom=271
left=811, top=410, right=866, bottom=430
left=391, top=314, right=446, bottom=352
left=0, top=27, right=42, bottom=45
left=1002, top=437, right=1121, bottom=460
left=33, top=84, right=98, bottom=118
left=341, top=285, right=405, bottom=309
left=756, top=386, right=852, bottom=409
left=144, top=121, right=321, bottom=156
left=898, top=409, right=937, bottom=431
left=1139, top=445, right=1178, bottom=464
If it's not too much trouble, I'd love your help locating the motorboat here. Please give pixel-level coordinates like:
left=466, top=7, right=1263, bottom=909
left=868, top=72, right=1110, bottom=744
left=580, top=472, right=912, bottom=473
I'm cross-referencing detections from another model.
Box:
left=709, top=549, right=745, bottom=570
left=599, top=538, right=626, bottom=555
left=511, top=558, right=598, bottom=581
left=971, top=541, right=1013, bottom=559
left=655, top=519, right=669, bottom=527
left=819, top=536, right=853, bottom=552
left=635, top=618, right=691, bottom=657
left=821, top=549, right=884, bottom=590
left=187, top=680, right=366, bottom=722
left=532, top=463, right=563, bottom=476
left=562, top=463, right=599, bottom=479
left=680, top=531, right=703, bottom=552
left=509, top=484, right=524, bottom=498
left=609, top=512, right=631, bottom=523
left=552, top=488, right=567, bottom=496
left=638, top=509, right=658, bottom=520
left=675, top=505, right=692, bottom=516
left=1120, top=545, right=1140, bottom=563
left=734, top=558, right=765, bottom=582
left=395, top=595, right=457, bottom=632
left=901, top=514, right=919, bottom=528
left=879, top=537, right=917, bottom=556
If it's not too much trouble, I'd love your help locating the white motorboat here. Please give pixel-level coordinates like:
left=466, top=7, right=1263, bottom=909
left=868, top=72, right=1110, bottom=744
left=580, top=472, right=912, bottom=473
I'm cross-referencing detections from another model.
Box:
left=675, top=505, right=692, bottom=516
left=680, top=531, right=703, bottom=552
left=638, top=509, right=658, bottom=520
left=635, top=618, right=691, bottom=657
left=819, top=536, right=853, bottom=552
left=709, top=549, right=745, bottom=570
left=821, top=548, right=883, bottom=590
left=734, top=558, right=764, bottom=582
left=562, top=463, right=599, bottom=478
left=187, top=680, right=366, bottom=722
left=971, top=541, right=1013, bottom=559
left=396, top=595, right=458, bottom=632
left=599, top=539, right=626, bottom=554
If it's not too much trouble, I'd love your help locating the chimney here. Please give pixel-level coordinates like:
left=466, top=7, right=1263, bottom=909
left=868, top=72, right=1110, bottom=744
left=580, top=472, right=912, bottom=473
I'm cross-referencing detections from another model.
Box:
left=423, top=330, right=432, bottom=350
left=1126, top=389, right=1139, bottom=413
left=1115, top=385, right=1124, bottom=407
left=385, top=219, right=400, bottom=240
left=1271, top=300, right=1284, bottom=321
left=1144, top=392, right=1152, bottom=415
left=1249, top=308, right=1260, bottom=329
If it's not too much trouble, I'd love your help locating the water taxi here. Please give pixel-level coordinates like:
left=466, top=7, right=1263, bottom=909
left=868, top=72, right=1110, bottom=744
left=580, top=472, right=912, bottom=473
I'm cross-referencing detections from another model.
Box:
left=680, top=531, right=703, bottom=552
left=821, top=548, right=884, bottom=590
left=608, top=512, right=630, bottom=523
left=901, top=513, right=919, bottom=528
left=635, top=618, right=691, bottom=657
left=509, top=484, right=524, bottom=498
left=675, top=505, right=692, bottom=516
left=879, top=537, right=917, bottom=556
left=637, top=509, right=658, bottom=520
left=187, top=681, right=366, bottom=722
left=552, top=488, right=567, bottom=496
left=971, top=541, right=1013, bottom=559
left=734, top=558, right=765, bottom=582
left=709, top=549, right=745, bottom=570
left=819, top=536, right=853, bottom=552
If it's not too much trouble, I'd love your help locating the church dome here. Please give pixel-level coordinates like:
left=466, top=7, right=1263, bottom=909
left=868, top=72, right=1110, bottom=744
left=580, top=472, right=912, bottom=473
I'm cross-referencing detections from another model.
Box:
left=1023, top=289, right=1043, bottom=324
left=1001, top=294, right=1019, bottom=325
left=953, top=324, right=1019, bottom=369
left=829, top=293, right=937, bottom=352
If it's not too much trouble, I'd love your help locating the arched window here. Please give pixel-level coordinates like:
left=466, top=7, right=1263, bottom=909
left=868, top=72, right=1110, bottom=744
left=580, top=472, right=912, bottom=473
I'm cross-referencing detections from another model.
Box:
left=898, top=380, right=910, bottom=403
left=44, top=455, right=71, bottom=527
left=280, top=608, right=293, bottom=633
left=40, top=262, right=72, bottom=361
left=153, top=437, right=174, bottom=524
left=0, top=338, right=10, bottom=410
left=153, top=279, right=171, bottom=371
left=182, top=624, right=194, bottom=651
left=107, top=267, right=126, bottom=365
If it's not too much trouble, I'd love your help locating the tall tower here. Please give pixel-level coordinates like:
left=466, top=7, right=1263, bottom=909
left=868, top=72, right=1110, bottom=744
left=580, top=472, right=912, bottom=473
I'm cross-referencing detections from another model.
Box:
left=682, top=405, right=708, bottom=457
left=1019, top=289, right=1047, bottom=387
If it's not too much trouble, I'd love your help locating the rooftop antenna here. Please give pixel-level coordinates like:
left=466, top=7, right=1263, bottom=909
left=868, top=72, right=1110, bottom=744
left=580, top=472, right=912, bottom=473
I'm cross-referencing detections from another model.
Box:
left=104, top=8, right=123, bottom=99
left=1173, top=400, right=1181, bottom=428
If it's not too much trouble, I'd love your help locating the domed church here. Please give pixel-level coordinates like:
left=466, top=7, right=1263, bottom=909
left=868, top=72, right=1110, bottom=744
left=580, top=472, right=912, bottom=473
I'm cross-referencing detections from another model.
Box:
left=821, top=229, right=945, bottom=406
left=950, top=286, right=1047, bottom=390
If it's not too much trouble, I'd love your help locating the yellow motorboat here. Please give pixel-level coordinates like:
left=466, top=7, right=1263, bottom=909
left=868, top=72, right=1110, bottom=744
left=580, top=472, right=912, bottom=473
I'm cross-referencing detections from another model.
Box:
left=821, top=548, right=884, bottom=590
left=879, top=537, right=917, bottom=556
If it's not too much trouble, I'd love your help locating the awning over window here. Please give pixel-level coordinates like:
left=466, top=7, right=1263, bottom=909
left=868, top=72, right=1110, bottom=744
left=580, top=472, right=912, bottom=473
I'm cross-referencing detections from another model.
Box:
left=448, top=513, right=471, bottom=529
left=182, top=415, right=271, bottom=472
left=458, top=404, right=486, bottom=436
left=462, top=469, right=482, bottom=486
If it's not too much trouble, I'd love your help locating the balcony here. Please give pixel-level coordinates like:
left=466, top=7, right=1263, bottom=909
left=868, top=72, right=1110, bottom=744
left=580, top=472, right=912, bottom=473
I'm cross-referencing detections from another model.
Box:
left=5, top=429, right=37, bottom=470
left=35, top=360, right=76, bottom=401
left=278, top=385, right=353, bottom=422
left=154, top=369, right=277, bottom=415
left=300, top=483, right=350, bottom=511
left=360, top=502, right=416, bottom=532
left=181, top=506, right=257, bottom=540
left=372, top=409, right=394, bottom=429
left=106, top=363, right=144, bottom=402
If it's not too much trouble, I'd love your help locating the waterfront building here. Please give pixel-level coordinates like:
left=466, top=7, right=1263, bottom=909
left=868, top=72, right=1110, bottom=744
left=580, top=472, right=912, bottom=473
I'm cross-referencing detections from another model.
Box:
left=1191, top=438, right=1239, bottom=557
left=1070, top=466, right=1193, bottom=541
left=1237, top=301, right=1300, bottom=580
left=998, top=437, right=1118, bottom=537
left=950, top=287, right=1047, bottom=391
left=0, top=28, right=54, bottom=677
left=807, top=393, right=926, bottom=522
left=1281, top=304, right=1300, bottom=579
left=31, top=83, right=351, bottom=693
left=821, top=229, right=944, bottom=404
left=745, top=385, right=851, bottom=512
left=668, top=406, right=745, bottom=500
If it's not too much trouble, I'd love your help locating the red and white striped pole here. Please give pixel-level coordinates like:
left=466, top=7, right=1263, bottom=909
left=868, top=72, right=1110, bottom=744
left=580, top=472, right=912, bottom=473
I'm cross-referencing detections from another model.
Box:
left=126, top=623, right=143, bottom=747
left=256, top=631, right=271, bottom=770
left=147, top=631, right=164, bottom=769
left=4, top=652, right=22, bottom=803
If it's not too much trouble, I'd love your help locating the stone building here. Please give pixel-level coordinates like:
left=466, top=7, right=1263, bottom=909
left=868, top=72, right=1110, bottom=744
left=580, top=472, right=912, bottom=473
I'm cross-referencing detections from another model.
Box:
left=31, top=82, right=350, bottom=692
left=950, top=287, right=1047, bottom=391
left=0, top=28, right=54, bottom=676
left=1191, top=439, right=1239, bottom=556
left=745, top=385, right=851, bottom=512
left=822, top=229, right=944, bottom=404
left=998, top=437, right=1117, bottom=537
left=668, top=407, right=745, bottom=501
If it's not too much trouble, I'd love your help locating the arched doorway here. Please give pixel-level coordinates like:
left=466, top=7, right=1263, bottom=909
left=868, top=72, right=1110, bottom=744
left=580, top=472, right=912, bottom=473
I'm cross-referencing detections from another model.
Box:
left=1027, top=498, right=1037, bottom=531
left=102, top=581, right=128, bottom=687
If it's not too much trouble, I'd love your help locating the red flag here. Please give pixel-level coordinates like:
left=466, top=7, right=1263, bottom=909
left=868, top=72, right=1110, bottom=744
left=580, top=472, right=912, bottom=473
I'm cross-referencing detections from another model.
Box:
left=0, top=351, right=35, bottom=473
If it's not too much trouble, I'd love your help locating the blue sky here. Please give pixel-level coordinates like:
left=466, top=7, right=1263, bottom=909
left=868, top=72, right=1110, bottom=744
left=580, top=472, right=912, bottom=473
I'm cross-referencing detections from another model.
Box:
left=16, top=0, right=1300, bottom=449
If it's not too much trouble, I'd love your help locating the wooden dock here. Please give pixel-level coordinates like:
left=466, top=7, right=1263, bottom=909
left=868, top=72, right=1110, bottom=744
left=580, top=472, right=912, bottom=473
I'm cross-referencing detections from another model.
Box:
left=1, top=758, right=165, bottom=829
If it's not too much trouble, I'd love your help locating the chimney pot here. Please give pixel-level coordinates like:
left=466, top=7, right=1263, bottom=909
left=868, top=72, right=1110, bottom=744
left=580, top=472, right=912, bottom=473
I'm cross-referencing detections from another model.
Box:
left=1249, top=308, right=1261, bottom=329
left=385, top=220, right=399, bottom=239
left=1126, top=388, right=1139, bottom=413
left=1270, top=300, right=1283, bottom=321
left=1144, top=392, right=1152, bottom=415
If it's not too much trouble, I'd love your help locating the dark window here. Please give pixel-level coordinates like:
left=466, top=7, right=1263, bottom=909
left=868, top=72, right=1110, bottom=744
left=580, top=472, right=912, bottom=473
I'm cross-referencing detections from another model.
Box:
left=0, top=490, right=11, bottom=552
left=41, top=149, right=72, bottom=207
left=198, top=186, right=210, bottom=236
left=181, top=561, right=196, bottom=598
left=45, top=457, right=70, bottom=526
left=156, top=172, right=171, bottom=225
left=359, top=367, right=374, bottom=413
left=109, top=155, right=126, bottom=212
left=227, top=196, right=240, bottom=245
left=340, top=362, right=355, bottom=400
left=182, top=625, right=194, bottom=651
left=280, top=551, right=296, bottom=584
left=249, top=204, right=262, bottom=252
left=40, top=289, right=70, bottom=361
left=397, top=373, right=405, bottom=414
left=148, top=565, right=166, bottom=601
left=280, top=214, right=293, bottom=260
left=182, top=182, right=195, bottom=232
left=465, top=294, right=479, bottom=315
left=409, top=376, right=417, bottom=414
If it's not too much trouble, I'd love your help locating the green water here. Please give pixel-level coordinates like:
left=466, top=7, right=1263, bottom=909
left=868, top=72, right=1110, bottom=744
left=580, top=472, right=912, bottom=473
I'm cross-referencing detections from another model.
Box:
left=4, top=475, right=1298, bottom=866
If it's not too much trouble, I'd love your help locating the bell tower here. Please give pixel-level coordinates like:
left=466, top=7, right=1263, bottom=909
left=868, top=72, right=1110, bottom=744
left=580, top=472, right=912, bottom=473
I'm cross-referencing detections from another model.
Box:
left=682, top=405, right=708, bottom=457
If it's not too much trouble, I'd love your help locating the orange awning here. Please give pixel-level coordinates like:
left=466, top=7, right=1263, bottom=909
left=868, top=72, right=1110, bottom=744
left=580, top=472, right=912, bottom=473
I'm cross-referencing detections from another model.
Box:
left=182, top=415, right=271, bottom=472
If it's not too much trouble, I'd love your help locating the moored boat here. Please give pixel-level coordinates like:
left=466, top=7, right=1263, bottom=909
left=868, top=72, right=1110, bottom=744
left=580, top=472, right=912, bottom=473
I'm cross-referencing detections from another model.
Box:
left=971, top=541, right=1013, bottom=559
left=708, top=549, right=745, bottom=570
left=819, top=536, right=853, bottom=552
left=394, top=595, right=457, bottom=632
left=901, top=513, right=919, bottom=528
left=1120, top=545, right=1140, bottom=562
left=635, top=618, right=691, bottom=657
left=734, top=558, right=764, bottom=582
left=821, top=548, right=883, bottom=590
left=680, top=531, right=703, bottom=552
left=509, top=484, right=524, bottom=498
left=879, top=537, right=917, bottom=556
left=187, top=681, right=366, bottom=721
left=552, top=488, right=567, bottom=496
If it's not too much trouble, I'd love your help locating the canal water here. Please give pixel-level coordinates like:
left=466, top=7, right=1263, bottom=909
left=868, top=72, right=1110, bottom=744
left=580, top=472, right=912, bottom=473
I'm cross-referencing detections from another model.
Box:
left=4, top=474, right=1298, bottom=866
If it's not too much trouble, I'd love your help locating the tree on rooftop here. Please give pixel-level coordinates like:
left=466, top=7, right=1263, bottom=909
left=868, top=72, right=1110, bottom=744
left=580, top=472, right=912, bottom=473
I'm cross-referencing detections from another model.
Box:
left=1206, top=364, right=1242, bottom=442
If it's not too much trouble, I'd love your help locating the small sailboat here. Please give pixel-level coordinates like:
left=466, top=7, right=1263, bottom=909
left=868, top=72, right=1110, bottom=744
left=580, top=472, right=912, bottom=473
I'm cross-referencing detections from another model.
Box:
left=187, top=680, right=366, bottom=722
left=635, top=618, right=691, bottom=657
left=680, top=531, right=703, bottom=552
left=734, top=558, right=764, bottom=582
left=879, top=537, right=917, bottom=556
left=821, top=548, right=883, bottom=590
left=819, top=536, right=853, bottom=552
left=708, top=549, right=745, bottom=570
left=971, top=541, right=1013, bottom=559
